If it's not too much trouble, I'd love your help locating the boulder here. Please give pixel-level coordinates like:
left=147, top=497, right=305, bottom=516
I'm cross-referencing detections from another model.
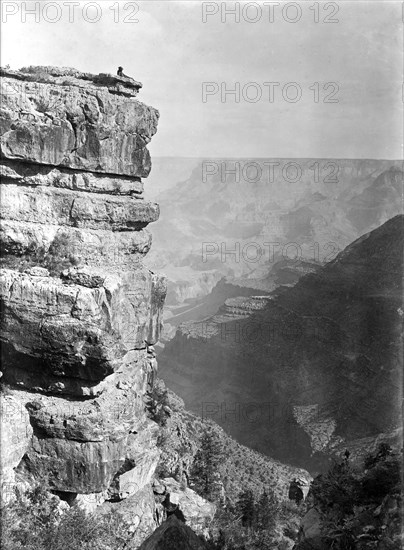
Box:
left=298, top=507, right=323, bottom=549
left=100, top=484, right=158, bottom=549
left=162, top=478, right=216, bottom=536
left=24, top=266, right=50, bottom=277
left=61, top=266, right=106, bottom=288
left=0, top=393, right=33, bottom=504
left=152, top=480, right=166, bottom=495
left=138, top=515, right=209, bottom=550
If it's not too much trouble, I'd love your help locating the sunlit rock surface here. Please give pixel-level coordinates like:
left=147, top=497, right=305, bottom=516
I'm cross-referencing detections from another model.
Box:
left=0, top=66, right=157, bottom=177
left=0, top=66, right=166, bottom=502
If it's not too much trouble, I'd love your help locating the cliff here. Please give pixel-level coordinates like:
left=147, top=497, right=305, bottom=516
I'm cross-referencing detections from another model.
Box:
left=0, top=66, right=166, bottom=514
left=0, top=66, right=315, bottom=550
left=159, top=216, right=404, bottom=471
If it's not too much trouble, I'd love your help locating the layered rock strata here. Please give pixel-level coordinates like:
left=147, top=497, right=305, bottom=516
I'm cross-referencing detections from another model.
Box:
left=0, top=66, right=166, bottom=505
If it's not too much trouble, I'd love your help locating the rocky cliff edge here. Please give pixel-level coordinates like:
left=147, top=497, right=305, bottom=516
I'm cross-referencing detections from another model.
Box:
left=0, top=66, right=167, bottom=511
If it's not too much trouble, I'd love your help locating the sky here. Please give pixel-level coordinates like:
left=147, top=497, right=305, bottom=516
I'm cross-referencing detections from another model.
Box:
left=1, top=0, right=403, bottom=159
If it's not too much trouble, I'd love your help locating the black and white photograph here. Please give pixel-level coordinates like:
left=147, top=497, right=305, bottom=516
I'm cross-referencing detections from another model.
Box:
left=0, top=1, right=403, bottom=548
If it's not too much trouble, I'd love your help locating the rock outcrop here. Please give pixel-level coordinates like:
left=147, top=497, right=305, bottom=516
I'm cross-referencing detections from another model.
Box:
left=1, top=66, right=154, bottom=176
left=154, top=477, right=216, bottom=536
left=0, top=66, right=166, bottom=509
left=138, top=515, right=209, bottom=550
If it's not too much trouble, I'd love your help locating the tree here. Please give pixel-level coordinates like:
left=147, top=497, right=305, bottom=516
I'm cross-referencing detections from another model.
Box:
left=299, top=446, right=402, bottom=550
left=147, top=383, right=170, bottom=427
left=190, top=428, right=224, bottom=501
left=256, top=489, right=277, bottom=531
left=236, top=489, right=256, bottom=530
left=364, top=442, right=392, bottom=470
left=311, top=460, right=360, bottom=516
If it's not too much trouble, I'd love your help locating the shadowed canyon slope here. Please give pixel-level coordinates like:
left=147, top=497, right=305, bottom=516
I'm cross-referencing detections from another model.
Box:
left=159, top=215, right=404, bottom=471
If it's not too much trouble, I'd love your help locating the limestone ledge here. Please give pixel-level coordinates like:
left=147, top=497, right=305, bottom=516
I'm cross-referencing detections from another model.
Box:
left=4, top=347, right=156, bottom=399
left=1, top=68, right=159, bottom=177
left=19, top=430, right=158, bottom=494
left=2, top=352, right=160, bottom=495
left=2, top=66, right=143, bottom=95
left=0, top=221, right=152, bottom=272
left=20, top=418, right=161, bottom=496
left=1, top=161, right=144, bottom=196
left=0, top=185, right=159, bottom=231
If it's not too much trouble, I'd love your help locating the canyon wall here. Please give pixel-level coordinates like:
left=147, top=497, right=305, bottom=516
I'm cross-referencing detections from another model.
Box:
left=0, top=66, right=167, bottom=507
left=159, top=216, right=403, bottom=471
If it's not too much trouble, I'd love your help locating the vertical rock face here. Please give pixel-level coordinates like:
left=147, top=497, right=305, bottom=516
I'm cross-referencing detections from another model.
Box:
left=0, top=66, right=166, bottom=502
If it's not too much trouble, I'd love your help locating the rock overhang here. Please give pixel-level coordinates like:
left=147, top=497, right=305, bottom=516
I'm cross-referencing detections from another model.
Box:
left=0, top=65, right=159, bottom=178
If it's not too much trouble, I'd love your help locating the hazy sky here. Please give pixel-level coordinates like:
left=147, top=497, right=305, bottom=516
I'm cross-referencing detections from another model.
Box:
left=1, top=1, right=403, bottom=158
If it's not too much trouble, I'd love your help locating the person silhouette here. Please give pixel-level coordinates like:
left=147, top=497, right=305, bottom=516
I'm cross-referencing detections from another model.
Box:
left=117, top=66, right=124, bottom=77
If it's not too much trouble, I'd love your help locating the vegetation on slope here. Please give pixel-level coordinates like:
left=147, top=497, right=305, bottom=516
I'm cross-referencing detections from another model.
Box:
left=295, top=443, right=402, bottom=549
left=3, top=380, right=400, bottom=550
left=1, top=485, right=132, bottom=550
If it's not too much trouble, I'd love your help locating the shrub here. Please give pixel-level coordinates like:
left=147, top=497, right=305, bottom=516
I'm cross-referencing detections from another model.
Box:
left=147, top=383, right=170, bottom=427
left=310, top=460, right=360, bottom=515
left=297, top=445, right=403, bottom=550
left=1, top=485, right=133, bottom=550
left=360, top=455, right=401, bottom=502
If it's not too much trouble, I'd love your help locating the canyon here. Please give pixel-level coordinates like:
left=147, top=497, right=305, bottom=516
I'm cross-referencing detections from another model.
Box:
left=0, top=66, right=314, bottom=549
left=146, top=157, right=403, bottom=309
left=0, top=65, right=402, bottom=550
left=159, top=215, right=403, bottom=472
